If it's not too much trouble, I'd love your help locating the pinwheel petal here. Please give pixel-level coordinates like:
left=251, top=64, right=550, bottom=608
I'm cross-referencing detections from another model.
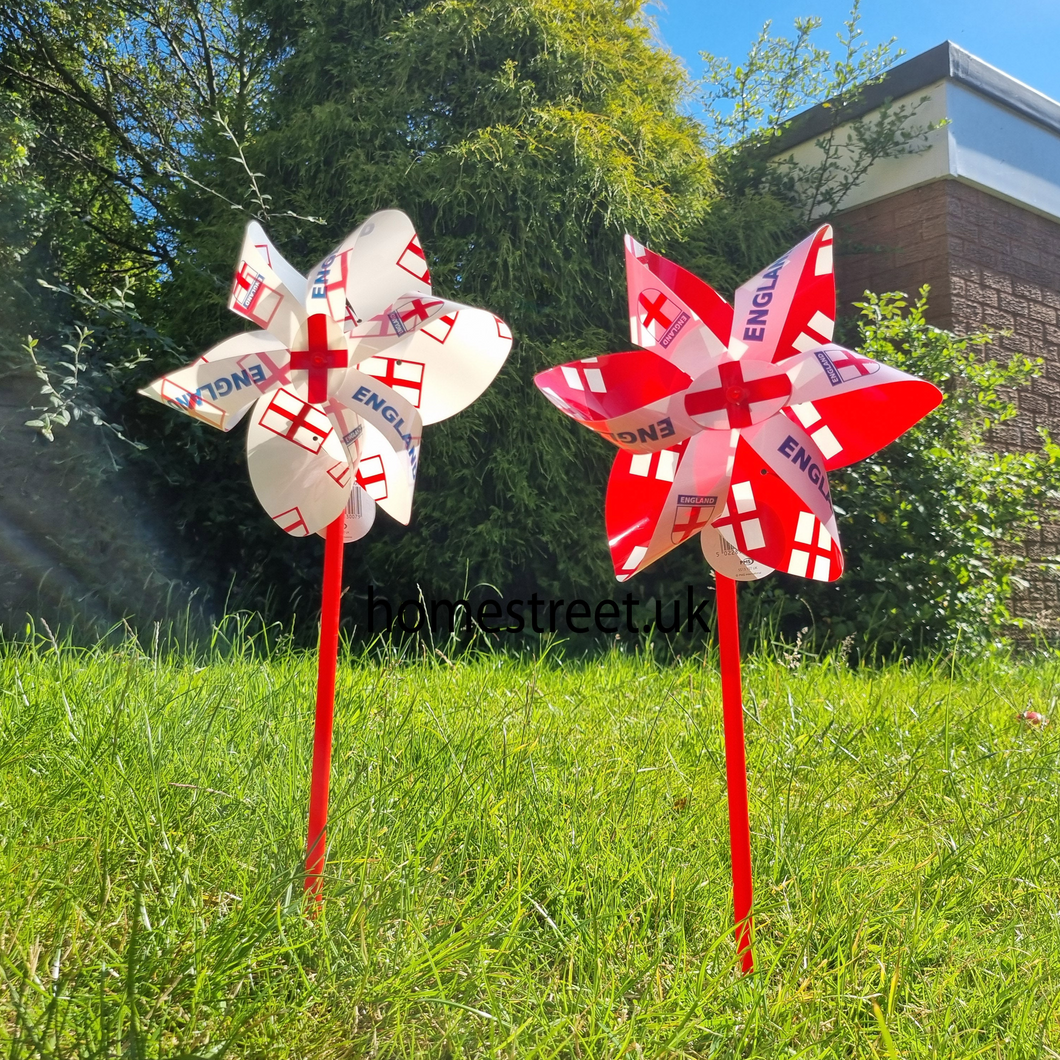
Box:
left=605, top=428, right=735, bottom=581
left=784, top=344, right=944, bottom=469
left=536, top=350, right=698, bottom=453
left=353, top=420, right=418, bottom=526
left=323, top=487, right=376, bottom=543
left=712, top=415, right=844, bottom=582
left=624, top=235, right=730, bottom=376
left=317, top=210, right=432, bottom=334
left=353, top=302, right=512, bottom=426
left=137, top=332, right=291, bottom=430
left=731, top=225, right=835, bottom=365
left=246, top=385, right=352, bottom=537
left=699, top=523, right=774, bottom=581
left=331, top=368, right=423, bottom=460
left=321, top=393, right=417, bottom=524
left=245, top=221, right=309, bottom=300
left=229, top=223, right=305, bottom=347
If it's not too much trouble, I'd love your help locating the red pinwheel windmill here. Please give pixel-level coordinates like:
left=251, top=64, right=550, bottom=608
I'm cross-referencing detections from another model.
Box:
left=535, top=225, right=941, bottom=971
left=141, top=210, right=512, bottom=903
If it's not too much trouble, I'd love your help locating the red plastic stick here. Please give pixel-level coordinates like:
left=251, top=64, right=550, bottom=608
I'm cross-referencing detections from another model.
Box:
left=714, top=572, right=754, bottom=973
left=304, top=509, right=346, bottom=905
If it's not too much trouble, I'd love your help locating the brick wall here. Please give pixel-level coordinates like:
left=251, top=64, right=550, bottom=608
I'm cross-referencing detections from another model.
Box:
left=835, top=178, right=1060, bottom=628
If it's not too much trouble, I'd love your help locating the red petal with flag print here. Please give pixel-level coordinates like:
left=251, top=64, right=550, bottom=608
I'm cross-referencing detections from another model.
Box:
left=784, top=344, right=943, bottom=470
left=535, top=350, right=691, bottom=424
left=731, top=225, right=835, bottom=364
left=606, top=442, right=688, bottom=581
left=605, top=429, right=735, bottom=580
left=624, top=235, right=732, bottom=371
left=715, top=416, right=844, bottom=582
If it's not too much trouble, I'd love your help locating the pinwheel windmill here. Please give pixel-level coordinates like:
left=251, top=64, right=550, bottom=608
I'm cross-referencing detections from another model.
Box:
left=141, top=210, right=512, bottom=901
left=535, top=225, right=941, bottom=971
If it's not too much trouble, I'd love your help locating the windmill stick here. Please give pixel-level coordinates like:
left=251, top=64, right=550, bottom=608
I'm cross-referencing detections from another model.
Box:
left=714, top=572, right=754, bottom=973
left=304, top=509, right=346, bottom=905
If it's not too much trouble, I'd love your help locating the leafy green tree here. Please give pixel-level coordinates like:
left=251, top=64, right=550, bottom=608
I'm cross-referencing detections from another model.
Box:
left=140, top=0, right=713, bottom=619
left=678, top=2, right=937, bottom=297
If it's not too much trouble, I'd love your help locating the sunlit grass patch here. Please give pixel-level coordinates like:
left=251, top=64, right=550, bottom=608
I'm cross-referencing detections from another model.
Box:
left=2, top=636, right=1059, bottom=1057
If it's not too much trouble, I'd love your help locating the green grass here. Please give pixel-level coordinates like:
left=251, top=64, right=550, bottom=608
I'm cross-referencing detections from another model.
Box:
left=2, top=633, right=1060, bottom=1058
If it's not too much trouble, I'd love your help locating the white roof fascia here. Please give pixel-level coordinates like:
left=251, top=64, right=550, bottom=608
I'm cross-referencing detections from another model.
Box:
left=768, top=42, right=1060, bottom=224
left=772, top=80, right=952, bottom=217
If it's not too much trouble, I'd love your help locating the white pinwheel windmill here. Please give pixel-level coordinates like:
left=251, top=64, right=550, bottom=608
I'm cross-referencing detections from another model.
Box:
left=140, top=209, right=512, bottom=542
left=140, top=209, right=512, bottom=904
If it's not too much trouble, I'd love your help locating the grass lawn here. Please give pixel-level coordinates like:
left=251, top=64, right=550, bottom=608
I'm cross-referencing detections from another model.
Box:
left=2, top=635, right=1059, bottom=1058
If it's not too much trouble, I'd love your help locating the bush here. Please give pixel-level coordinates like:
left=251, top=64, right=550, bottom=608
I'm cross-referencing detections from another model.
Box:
left=743, top=288, right=1060, bottom=656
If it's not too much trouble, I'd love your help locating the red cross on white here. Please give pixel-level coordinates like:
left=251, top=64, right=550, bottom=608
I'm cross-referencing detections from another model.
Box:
left=828, top=350, right=879, bottom=381
left=356, top=455, right=388, bottom=500
left=231, top=262, right=280, bottom=329
left=671, top=504, right=712, bottom=543
left=326, top=461, right=352, bottom=488
left=233, top=261, right=259, bottom=300
left=636, top=288, right=689, bottom=347
left=394, top=296, right=443, bottom=329
left=711, top=480, right=766, bottom=554
left=685, top=359, right=791, bottom=429
left=397, top=235, right=431, bottom=284
left=358, top=355, right=425, bottom=407
left=289, top=314, right=349, bottom=403
left=421, top=310, right=458, bottom=344
left=259, top=388, right=333, bottom=454
left=273, top=506, right=309, bottom=536
left=788, top=511, right=835, bottom=581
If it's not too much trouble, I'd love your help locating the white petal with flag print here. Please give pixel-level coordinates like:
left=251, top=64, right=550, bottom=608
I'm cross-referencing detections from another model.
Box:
left=229, top=223, right=305, bottom=347
left=320, top=399, right=417, bottom=526
left=245, top=221, right=309, bottom=300
left=322, top=210, right=432, bottom=334
left=700, top=522, right=774, bottom=580
left=351, top=301, right=512, bottom=425
left=354, top=420, right=417, bottom=525
left=246, top=383, right=352, bottom=537
left=332, top=367, right=424, bottom=457
left=137, top=332, right=291, bottom=431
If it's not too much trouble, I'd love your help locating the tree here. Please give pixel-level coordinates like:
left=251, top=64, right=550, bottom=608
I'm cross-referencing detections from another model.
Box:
left=136, top=0, right=714, bottom=621
left=677, top=1, right=938, bottom=298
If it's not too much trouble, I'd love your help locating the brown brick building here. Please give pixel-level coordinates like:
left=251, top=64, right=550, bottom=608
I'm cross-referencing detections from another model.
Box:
left=776, top=42, right=1060, bottom=627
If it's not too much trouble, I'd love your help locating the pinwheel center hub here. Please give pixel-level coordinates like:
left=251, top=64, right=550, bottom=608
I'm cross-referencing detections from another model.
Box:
left=290, top=313, right=349, bottom=403
left=685, top=359, right=792, bottom=431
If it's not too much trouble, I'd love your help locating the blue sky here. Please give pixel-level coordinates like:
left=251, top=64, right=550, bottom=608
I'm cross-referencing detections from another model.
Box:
left=652, top=0, right=1060, bottom=109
